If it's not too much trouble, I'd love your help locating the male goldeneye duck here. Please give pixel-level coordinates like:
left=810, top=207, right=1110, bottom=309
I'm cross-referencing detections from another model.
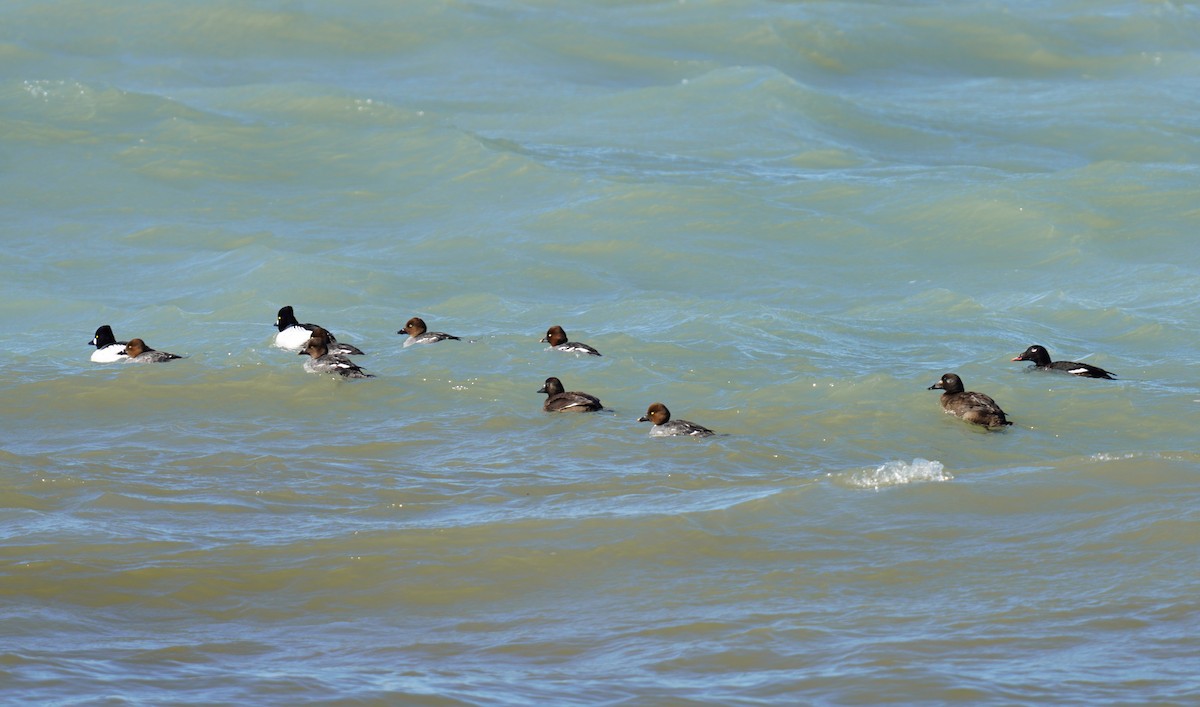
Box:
left=1012, top=344, right=1115, bottom=380
left=298, top=334, right=374, bottom=379
left=928, top=373, right=1012, bottom=429
left=398, top=317, right=461, bottom=347
left=537, top=376, right=603, bottom=412
left=541, top=325, right=601, bottom=356
left=88, top=325, right=128, bottom=363
left=122, top=338, right=183, bottom=363
left=274, top=306, right=364, bottom=355
left=638, top=402, right=715, bottom=437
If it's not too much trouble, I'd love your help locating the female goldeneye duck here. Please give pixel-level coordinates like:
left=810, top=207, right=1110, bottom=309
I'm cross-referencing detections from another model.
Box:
left=274, top=305, right=364, bottom=355
left=541, top=325, right=601, bottom=356
left=122, top=338, right=183, bottom=363
left=537, top=376, right=603, bottom=412
left=306, top=325, right=364, bottom=357
left=638, top=402, right=715, bottom=437
left=88, top=324, right=128, bottom=363
left=1012, top=344, right=1115, bottom=380
left=398, top=317, right=461, bottom=347
left=928, top=373, right=1012, bottom=429
left=298, top=334, right=374, bottom=379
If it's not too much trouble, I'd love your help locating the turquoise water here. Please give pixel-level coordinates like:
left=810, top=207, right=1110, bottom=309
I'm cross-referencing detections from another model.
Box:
left=3, top=1, right=1199, bottom=703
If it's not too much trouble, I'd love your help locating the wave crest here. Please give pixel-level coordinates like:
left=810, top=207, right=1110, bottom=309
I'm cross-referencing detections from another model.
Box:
left=837, top=458, right=952, bottom=490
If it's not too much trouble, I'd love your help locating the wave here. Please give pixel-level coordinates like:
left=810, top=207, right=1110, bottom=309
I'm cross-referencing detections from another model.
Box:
left=835, top=458, right=953, bottom=490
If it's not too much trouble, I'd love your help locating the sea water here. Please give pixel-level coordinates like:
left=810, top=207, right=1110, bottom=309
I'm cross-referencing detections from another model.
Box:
left=2, top=0, right=1198, bottom=703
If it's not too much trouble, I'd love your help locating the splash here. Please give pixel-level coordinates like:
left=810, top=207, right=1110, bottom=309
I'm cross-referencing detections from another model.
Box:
left=838, top=458, right=952, bottom=490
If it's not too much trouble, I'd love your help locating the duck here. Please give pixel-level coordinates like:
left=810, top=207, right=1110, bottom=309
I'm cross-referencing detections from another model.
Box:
left=398, top=317, right=461, bottom=347
left=1011, top=344, right=1115, bottom=379
left=928, top=373, right=1012, bottom=429
left=298, top=333, right=374, bottom=379
left=638, top=402, right=715, bottom=437
left=537, top=376, right=603, bottom=412
left=122, top=338, right=183, bottom=363
left=274, top=305, right=364, bottom=355
left=541, top=325, right=601, bottom=356
left=88, top=325, right=128, bottom=363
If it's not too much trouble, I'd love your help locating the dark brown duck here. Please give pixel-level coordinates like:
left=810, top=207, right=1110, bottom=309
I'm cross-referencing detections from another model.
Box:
left=537, top=376, right=603, bottom=413
left=928, top=373, right=1012, bottom=429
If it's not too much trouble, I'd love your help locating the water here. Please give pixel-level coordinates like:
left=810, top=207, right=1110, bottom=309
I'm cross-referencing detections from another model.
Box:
left=3, top=0, right=1199, bottom=703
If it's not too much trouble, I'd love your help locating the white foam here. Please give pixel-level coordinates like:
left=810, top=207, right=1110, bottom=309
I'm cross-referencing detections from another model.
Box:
left=839, top=458, right=952, bottom=490
left=1090, top=452, right=1136, bottom=462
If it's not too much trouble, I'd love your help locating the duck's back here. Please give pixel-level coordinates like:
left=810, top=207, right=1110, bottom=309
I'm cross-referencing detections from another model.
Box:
left=1048, top=360, right=1116, bottom=379
left=941, top=391, right=1011, bottom=427
left=545, top=391, right=603, bottom=412
left=653, top=419, right=715, bottom=437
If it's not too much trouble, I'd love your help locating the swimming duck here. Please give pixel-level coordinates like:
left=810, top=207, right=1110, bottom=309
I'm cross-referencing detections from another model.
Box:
left=928, top=373, right=1012, bottom=429
left=398, top=317, right=461, bottom=347
left=88, top=325, right=127, bottom=363
left=541, top=325, right=601, bottom=356
left=122, top=338, right=183, bottom=363
left=537, top=376, right=603, bottom=412
left=1012, top=344, right=1115, bottom=379
left=298, top=333, right=374, bottom=379
left=638, top=402, right=715, bottom=437
left=274, top=305, right=364, bottom=355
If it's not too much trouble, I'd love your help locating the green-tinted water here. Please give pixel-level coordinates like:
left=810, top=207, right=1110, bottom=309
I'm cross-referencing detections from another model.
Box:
left=3, top=0, right=1198, bottom=703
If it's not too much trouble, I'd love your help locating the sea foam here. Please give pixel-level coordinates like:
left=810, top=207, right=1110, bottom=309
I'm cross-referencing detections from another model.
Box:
left=837, top=458, right=952, bottom=490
